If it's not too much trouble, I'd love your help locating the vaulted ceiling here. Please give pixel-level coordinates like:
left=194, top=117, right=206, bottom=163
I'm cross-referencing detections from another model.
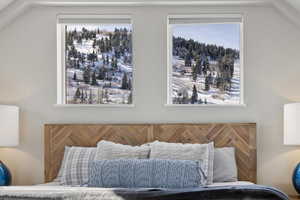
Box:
left=0, top=0, right=13, bottom=11
left=285, top=0, right=300, bottom=13
left=0, top=0, right=300, bottom=30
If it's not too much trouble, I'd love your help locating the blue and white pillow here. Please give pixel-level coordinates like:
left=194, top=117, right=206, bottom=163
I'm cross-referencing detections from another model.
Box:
left=88, top=159, right=206, bottom=188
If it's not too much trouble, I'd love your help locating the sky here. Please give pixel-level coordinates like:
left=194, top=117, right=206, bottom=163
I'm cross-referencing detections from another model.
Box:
left=172, top=23, right=240, bottom=50
left=67, top=24, right=132, bottom=32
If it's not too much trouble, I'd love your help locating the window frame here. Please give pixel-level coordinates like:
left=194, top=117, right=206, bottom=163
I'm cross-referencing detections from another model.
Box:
left=56, top=14, right=135, bottom=107
left=166, top=14, right=245, bottom=107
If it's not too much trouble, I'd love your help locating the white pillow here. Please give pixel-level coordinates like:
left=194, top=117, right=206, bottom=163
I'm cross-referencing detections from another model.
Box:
left=213, top=147, right=237, bottom=182
left=149, top=141, right=214, bottom=185
left=94, top=140, right=150, bottom=160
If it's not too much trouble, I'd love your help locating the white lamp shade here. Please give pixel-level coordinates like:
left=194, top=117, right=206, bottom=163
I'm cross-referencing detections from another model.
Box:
left=284, top=103, right=300, bottom=145
left=0, top=105, right=19, bottom=147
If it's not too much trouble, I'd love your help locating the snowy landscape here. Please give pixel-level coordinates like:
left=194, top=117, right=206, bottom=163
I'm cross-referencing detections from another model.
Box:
left=65, top=24, right=133, bottom=104
left=171, top=24, right=241, bottom=105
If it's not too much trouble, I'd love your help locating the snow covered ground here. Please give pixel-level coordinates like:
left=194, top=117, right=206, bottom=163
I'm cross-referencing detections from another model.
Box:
left=66, top=68, right=131, bottom=104
left=171, top=57, right=240, bottom=105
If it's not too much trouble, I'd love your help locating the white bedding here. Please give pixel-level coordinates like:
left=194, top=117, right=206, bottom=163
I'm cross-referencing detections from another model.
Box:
left=37, top=182, right=61, bottom=186
left=37, top=181, right=254, bottom=187
left=208, top=181, right=254, bottom=187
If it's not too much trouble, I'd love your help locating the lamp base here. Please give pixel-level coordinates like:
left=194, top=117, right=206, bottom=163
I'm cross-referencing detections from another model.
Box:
left=0, top=161, right=11, bottom=186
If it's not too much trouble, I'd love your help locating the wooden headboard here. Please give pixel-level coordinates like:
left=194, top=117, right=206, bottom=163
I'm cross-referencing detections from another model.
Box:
left=44, top=123, right=256, bottom=183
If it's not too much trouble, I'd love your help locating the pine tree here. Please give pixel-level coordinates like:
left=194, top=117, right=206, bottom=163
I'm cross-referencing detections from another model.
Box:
left=87, top=52, right=97, bottom=62
left=73, top=72, right=77, bottom=81
left=177, top=91, right=183, bottom=104
left=204, top=76, right=210, bottom=91
left=106, top=55, right=110, bottom=64
left=66, top=34, right=74, bottom=46
left=75, top=87, right=81, bottom=98
left=111, top=57, right=118, bottom=69
left=128, top=78, right=132, bottom=90
left=121, top=73, right=128, bottom=89
left=192, top=64, right=197, bottom=81
left=78, top=37, right=82, bottom=44
left=124, top=55, right=128, bottom=64
left=115, top=49, right=120, bottom=59
left=80, top=89, right=85, bottom=103
left=191, top=85, right=198, bottom=104
left=111, top=57, right=115, bottom=69
left=73, top=87, right=81, bottom=103
left=92, top=39, right=96, bottom=49
left=216, top=77, right=225, bottom=91
left=97, top=67, right=106, bottom=80
left=102, top=56, right=106, bottom=65
left=88, top=89, right=93, bottom=104
left=184, top=53, right=192, bottom=67
left=195, top=58, right=202, bottom=75
left=99, top=38, right=105, bottom=52
left=83, top=66, right=91, bottom=84
left=91, top=71, right=98, bottom=86
left=104, top=89, right=109, bottom=102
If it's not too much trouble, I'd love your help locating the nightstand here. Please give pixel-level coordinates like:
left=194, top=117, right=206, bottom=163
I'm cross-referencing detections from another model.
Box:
left=289, top=195, right=300, bottom=200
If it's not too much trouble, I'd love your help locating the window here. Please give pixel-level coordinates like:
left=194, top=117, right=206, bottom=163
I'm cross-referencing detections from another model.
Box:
left=57, top=15, right=133, bottom=105
left=167, top=14, right=243, bottom=105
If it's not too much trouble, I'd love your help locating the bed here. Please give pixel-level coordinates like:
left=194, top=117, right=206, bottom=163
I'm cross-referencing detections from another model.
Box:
left=0, top=123, right=289, bottom=200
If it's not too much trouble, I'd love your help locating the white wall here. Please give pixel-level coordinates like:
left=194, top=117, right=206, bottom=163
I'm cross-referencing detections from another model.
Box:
left=0, top=3, right=300, bottom=195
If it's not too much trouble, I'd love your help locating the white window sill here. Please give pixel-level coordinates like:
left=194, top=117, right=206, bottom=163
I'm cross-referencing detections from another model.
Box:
left=54, top=104, right=135, bottom=108
left=164, top=104, right=247, bottom=107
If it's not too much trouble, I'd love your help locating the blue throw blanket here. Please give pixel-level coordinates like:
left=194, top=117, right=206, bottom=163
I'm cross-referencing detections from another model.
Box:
left=132, top=185, right=289, bottom=200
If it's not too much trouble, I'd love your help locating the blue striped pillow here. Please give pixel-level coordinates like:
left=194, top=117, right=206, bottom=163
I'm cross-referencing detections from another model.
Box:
left=88, top=159, right=206, bottom=188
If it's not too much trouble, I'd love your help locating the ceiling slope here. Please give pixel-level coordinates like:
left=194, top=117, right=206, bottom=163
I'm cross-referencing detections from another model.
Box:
left=285, top=0, right=300, bottom=13
left=0, top=0, right=299, bottom=31
left=273, top=0, right=300, bottom=28
left=0, top=0, right=14, bottom=10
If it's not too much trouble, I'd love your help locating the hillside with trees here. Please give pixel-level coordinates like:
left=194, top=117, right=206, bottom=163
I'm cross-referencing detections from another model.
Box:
left=65, top=25, right=133, bottom=104
left=172, top=36, right=240, bottom=104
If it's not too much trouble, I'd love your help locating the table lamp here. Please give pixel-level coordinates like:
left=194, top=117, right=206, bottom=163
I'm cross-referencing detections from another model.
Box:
left=0, top=105, right=19, bottom=186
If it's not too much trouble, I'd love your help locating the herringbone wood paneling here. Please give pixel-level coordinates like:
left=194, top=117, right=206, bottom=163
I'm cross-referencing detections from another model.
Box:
left=44, top=123, right=256, bottom=183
